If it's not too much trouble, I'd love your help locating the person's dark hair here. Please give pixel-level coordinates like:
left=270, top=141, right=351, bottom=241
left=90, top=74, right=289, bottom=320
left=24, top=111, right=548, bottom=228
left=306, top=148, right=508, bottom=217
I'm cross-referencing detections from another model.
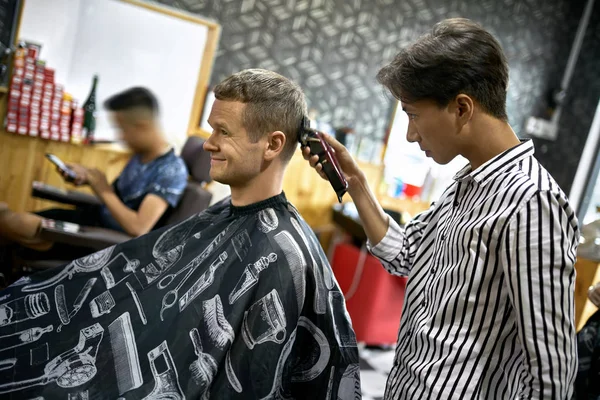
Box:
left=213, top=69, right=308, bottom=163
left=376, top=18, right=509, bottom=121
left=104, top=87, right=159, bottom=117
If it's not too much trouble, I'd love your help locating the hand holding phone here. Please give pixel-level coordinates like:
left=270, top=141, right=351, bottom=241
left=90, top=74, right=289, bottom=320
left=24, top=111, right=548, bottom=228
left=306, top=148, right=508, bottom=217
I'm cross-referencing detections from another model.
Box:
left=298, top=119, right=348, bottom=202
left=45, top=154, right=79, bottom=183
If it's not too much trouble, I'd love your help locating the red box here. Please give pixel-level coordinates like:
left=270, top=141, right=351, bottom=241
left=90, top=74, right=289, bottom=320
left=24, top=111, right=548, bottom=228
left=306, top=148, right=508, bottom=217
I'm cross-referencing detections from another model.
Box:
left=6, top=119, right=18, bottom=133
left=27, top=47, right=38, bottom=59
left=40, top=130, right=50, bottom=139
left=50, top=126, right=60, bottom=141
left=10, top=76, right=23, bottom=90
left=44, top=68, right=55, bottom=83
left=8, top=101, right=19, bottom=113
left=9, top=88, right=20, bottom=99
left=73, top=108, right=84, bottom=118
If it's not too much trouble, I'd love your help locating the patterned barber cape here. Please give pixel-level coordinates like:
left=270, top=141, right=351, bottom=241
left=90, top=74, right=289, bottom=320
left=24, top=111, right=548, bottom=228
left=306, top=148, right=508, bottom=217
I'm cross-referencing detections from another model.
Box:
left=0, top=193, right=360, bottom=399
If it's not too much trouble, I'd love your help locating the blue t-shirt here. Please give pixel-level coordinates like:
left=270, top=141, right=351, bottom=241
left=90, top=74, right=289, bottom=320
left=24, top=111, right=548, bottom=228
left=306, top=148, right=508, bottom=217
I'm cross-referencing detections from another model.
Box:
left=99, top=149, right=188, bottom=231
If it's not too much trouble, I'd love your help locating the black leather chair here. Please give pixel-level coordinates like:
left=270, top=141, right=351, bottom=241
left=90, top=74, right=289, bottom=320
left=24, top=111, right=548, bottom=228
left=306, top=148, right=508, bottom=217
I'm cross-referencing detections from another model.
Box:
left=20, top=136, right=213, bottom=270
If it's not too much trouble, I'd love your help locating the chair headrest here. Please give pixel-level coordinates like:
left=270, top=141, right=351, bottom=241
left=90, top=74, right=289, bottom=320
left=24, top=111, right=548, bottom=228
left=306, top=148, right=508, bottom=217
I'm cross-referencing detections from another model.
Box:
left=180, top=136, right=212, bottom=184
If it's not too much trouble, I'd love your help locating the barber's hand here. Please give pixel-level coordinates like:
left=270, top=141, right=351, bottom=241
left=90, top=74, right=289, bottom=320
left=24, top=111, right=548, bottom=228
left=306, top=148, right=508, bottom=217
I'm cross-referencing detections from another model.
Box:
left=86, top=169, right=112, bottom=196
left=64, top=163, right=88, bottom=186
left=589, top=282, right=600, bottom=308
left=301, top=132, right=364, bottom=190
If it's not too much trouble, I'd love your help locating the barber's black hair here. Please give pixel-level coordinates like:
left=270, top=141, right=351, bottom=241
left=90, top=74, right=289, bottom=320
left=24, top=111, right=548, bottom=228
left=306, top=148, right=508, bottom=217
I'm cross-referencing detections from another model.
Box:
left=377, top=18, right=509, bottom=121
left=104, top=87, right=159, bottom=116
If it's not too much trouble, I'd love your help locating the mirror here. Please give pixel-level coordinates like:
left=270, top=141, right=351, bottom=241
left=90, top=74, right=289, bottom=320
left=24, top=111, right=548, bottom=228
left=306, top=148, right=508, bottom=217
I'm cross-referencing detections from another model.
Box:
left=17, top=0, right=219, bottom=146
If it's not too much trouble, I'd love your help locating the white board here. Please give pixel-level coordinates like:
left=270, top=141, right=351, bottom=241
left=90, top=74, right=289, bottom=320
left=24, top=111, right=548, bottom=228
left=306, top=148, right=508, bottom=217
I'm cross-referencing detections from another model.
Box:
left=20, top=0, right=208, bottom=145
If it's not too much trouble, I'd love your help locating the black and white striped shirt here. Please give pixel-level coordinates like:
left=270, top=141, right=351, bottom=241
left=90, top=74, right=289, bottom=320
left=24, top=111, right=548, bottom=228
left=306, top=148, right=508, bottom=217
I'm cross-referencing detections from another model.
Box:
left=370, top=140, right=579, bottom=399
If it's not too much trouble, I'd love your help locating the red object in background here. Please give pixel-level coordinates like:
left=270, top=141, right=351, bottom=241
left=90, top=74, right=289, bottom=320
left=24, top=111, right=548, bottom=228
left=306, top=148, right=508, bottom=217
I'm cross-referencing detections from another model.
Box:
left=330, top=243, right=408, bottom=346
left=403, top=183, right=422, bottom=198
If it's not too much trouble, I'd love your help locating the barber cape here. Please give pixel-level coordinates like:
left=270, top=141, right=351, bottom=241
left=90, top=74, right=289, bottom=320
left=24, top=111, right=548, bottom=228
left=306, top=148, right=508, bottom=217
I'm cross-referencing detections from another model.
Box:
left=0, top=193, right=361, bottom=399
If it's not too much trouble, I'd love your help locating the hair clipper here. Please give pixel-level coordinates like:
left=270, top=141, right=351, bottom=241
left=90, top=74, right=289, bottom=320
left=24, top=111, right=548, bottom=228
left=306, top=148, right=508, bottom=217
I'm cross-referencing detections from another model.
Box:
left=299, top=117, right=348, bottom=202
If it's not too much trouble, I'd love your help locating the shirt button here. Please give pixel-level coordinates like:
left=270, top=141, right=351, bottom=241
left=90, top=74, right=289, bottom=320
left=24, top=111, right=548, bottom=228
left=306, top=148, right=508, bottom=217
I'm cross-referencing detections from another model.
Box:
left=422, top=298, right=427, bottom=307
left=441, top=234, right=446, bottom=241
left=406, top=328, right=413, bottom=337
left=454, top=201, right=459, bottom=207
left=431, top=268, right=436, bottom=274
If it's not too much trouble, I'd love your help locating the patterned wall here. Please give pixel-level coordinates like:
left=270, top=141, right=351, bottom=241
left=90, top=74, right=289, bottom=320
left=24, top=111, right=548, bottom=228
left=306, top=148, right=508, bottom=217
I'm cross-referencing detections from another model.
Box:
left=155, top=0, right=599, bottom=192
left=547, top=0, right=600, bottom=195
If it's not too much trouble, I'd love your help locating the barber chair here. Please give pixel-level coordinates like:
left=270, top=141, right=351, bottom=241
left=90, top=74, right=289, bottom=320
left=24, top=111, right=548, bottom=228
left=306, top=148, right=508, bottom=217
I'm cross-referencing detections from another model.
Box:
left=331, top=243, right=408, bottom=346
left=18, top=136, right=213, bottom=271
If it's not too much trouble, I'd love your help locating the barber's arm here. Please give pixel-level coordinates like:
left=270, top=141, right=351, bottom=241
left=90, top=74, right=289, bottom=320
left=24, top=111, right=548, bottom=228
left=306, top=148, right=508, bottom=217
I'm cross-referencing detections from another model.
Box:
left=86, top=169, right=168, bottom=237
left=302, top=134, right=431, bottom=276
left=501, top=191, right=578, bottom=399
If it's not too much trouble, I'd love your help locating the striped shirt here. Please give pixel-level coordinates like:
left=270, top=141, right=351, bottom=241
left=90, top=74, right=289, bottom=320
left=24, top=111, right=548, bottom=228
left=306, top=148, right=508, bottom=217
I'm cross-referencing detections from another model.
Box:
left=369, top=140, right=579, bottom=399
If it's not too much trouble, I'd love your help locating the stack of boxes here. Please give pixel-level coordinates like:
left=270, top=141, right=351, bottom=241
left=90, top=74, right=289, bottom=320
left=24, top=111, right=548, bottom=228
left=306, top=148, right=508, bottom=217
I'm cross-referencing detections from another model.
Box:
left=6, top=45, right=84, bottom=144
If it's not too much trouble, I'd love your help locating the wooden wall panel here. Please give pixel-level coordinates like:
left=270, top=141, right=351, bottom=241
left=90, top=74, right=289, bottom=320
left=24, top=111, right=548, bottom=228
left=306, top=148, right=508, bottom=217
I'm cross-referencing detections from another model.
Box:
left=0, top=132, right=130, bottom=213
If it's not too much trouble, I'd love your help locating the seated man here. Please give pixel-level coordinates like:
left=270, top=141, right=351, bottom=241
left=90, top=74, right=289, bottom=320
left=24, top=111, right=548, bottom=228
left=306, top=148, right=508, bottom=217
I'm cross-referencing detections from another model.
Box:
left=0, top=87, right=188, bottom=257
left=0, top=69, right=361, bottom=399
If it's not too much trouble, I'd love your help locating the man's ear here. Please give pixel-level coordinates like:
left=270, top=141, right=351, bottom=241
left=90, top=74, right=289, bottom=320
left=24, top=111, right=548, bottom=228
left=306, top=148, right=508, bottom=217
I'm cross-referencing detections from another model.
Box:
left=454, top=94, right=474, bottom=127
left=264, top=131, right=286, bottom=161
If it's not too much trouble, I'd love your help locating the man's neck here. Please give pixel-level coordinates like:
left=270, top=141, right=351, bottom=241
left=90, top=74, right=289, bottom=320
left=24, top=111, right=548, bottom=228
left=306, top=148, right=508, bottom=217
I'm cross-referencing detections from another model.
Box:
left=229, top=167, right=285, bottom=207
left=460, top=116, right=521, bottom=171
left=139, top=133, right=169, bottom=164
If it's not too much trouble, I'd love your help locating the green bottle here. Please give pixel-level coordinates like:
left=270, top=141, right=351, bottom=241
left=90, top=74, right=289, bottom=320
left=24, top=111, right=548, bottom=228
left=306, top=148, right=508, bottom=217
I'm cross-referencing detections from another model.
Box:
left=82, top=75, right=98, bottom=144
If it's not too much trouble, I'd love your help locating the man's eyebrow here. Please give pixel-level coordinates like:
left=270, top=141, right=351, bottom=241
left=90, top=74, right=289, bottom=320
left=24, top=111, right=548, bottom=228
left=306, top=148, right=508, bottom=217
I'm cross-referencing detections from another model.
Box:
left=207, top=120, right=231, bottom=130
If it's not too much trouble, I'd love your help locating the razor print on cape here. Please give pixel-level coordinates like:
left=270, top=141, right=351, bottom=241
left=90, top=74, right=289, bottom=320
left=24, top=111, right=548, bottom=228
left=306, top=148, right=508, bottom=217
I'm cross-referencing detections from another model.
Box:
left=160, top=250, right=228, bottom=320
left=0, top=323, right=104, bottom=394
left=178, top=252, right=228, bottom=313
left=139, top=212, right=206, bottom=286
left=158, top=217, right=246, bottom=320
left=55, top=278, right=96, bottom=332
left=21, top=246, right=115, bottom=292
left=140, top=217, right=244, bottom=288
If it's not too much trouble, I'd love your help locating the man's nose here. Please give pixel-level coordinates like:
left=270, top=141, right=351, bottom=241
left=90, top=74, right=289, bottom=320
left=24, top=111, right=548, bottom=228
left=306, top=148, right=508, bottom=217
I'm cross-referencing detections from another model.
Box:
left=203, top=134, right=218, bottom=152
left=406, top=124, right=419, bottom=143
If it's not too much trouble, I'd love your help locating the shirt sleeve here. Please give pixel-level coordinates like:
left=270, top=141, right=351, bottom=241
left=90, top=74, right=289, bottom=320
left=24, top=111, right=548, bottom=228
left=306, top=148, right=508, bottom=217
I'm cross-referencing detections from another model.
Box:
left=147, top=159, right=188, bottom=207
left=367, top=206, right=434, bottom=277
left=500, top=190, right=579, bottom=399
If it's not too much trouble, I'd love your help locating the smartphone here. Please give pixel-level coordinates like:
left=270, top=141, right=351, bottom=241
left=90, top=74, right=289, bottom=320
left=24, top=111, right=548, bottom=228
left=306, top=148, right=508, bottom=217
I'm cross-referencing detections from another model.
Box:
left=45, top=153, right=78, bottom=182
left=298, top=119, right=348, bottom=203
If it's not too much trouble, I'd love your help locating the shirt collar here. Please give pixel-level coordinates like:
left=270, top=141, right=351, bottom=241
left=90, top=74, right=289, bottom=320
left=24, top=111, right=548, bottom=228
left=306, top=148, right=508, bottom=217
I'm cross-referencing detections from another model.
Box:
left=453, top=140, right=534, bottom=186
